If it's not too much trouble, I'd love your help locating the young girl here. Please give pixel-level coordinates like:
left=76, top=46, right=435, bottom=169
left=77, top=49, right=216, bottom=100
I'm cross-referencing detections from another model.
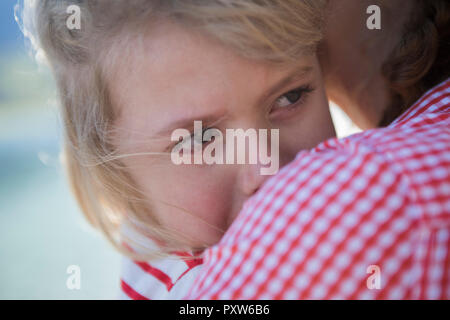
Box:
left=23, top=0, right=336, bottom=299
left=188, top=0, right=450, bottom=300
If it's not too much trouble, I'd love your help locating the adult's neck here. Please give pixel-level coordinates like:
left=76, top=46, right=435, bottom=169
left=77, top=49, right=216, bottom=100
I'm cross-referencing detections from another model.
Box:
left=320, top=0, right=415, bottom=129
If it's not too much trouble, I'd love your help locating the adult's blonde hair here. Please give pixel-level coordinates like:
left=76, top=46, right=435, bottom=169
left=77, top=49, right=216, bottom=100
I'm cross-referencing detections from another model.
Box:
left=19, top=0, right=326, bottom=260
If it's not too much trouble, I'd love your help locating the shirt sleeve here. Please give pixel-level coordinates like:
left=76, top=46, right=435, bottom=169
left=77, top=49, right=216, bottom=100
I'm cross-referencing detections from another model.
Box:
left=187, top=138, right=440, bottom=299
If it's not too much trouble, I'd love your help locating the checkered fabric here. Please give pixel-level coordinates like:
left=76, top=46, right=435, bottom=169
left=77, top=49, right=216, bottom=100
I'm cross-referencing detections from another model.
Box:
left=119, top=224, right=203, bottom=300
left=187, top=78, right=450, bottom=299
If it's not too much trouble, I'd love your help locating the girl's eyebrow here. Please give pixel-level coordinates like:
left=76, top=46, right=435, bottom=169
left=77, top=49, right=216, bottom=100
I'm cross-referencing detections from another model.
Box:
left=260, top=65, right=313, bottom=104
left=154, top=113, right=228, bottom=138
left=154, top=65, right=312, bottom=138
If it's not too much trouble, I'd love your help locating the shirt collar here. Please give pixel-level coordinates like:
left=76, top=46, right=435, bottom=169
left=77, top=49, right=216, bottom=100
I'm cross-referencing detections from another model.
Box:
left=390, top=77, right=450, bottom=126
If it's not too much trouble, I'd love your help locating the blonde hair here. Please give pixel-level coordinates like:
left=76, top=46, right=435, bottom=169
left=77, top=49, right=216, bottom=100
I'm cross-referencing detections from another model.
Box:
left=18, top=0, right=326, bottom=261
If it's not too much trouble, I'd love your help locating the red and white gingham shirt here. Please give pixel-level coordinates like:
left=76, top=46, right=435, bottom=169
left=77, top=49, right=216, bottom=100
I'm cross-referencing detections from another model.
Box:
left=120, top=254, right=203, bottom=300
left=119, top=224, right=203, bottom=300
left=187, top=78, right=450, bottom=300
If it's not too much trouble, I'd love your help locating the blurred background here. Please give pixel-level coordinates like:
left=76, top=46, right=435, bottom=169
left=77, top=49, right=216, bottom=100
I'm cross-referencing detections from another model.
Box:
left=0, top=0, right=359, bottom=300
left=0, top=1, right=121, bottom=299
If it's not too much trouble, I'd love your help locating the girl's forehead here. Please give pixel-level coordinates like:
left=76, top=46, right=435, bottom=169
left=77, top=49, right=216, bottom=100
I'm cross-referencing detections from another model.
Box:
left=112, top=21, right=310, bottom=91
left=109, top=22, right=316, bottom=137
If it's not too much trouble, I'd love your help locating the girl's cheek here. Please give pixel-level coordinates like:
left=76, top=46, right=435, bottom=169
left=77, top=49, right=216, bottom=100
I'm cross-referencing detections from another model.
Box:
left=167, top=176, right=234, bottom=246
left=160, top=164, right=235, bottom=227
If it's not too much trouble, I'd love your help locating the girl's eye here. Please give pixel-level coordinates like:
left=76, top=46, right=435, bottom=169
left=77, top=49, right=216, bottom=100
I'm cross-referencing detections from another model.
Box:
left=176, top=127, right=211, bottom=149
left=272, top=85, right=314, bottom=111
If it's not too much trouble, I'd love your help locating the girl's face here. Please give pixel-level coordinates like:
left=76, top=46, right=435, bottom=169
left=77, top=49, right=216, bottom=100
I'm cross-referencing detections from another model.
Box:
left=111, top=22, right=335, bottom=248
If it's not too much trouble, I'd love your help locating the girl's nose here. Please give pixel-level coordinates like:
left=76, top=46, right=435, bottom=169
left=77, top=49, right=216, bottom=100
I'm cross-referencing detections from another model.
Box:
left=239, top=162, right=270, bottom=197
left=233, top=117, right=278, bottom=197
